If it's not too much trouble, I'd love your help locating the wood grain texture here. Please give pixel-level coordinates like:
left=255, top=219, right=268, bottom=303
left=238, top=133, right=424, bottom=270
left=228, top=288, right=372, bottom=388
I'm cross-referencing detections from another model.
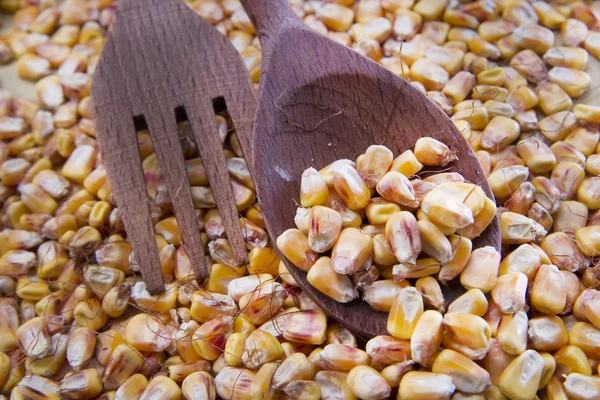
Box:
left=91, top=0, right=255, bottom=294
left=241, top=0, right=501, bottom=337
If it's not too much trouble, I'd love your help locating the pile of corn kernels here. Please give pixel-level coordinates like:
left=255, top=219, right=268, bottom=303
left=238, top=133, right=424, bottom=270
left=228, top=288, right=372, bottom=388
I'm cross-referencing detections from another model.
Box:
left=1, top=0, right=600, bottom=399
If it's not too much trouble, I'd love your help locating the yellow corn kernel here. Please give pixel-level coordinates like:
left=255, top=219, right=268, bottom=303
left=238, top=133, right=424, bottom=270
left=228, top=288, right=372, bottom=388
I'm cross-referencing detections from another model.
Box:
left=554, top=345, right=592, bottom=376
left=300, top=167, right=329, bottom=207
left=566, top=125, right=599, bottom=157
left=115, top=373, right=148, bottom=400
left=331, top=164, right=370, bottom=210
left=315, top=3, right=354, bottom=32
left=414, top=137, right=457, bottom=167
left=414, top=276, right=444, bottom=313
left=308, top=256, right=357, bottom=302
left=387, top=287, right=423, bottom=340
left=540, top=111, right=579, bottom=143
left=276, top=229, right=317, bottom=272
left=270, top=352, right=315, bottom=390
left=380, top=361, right=414, bottom=388
left=318, top=343, right=369, bottom=372
left=421, top=189, right=474, bottom=229
left=425, top=45, right=463, bottom=76
left=389, top=148, right=422, bottom=175
left=506, top=85, right=539, bottom=112
left=240, top=330, right=283, bottom=371
left=0, top=249, right=34, bottom=275
left=88, top=200, right=110, bottom=229
left=459, top=246, right=500, bottom=293
left=138, top=376, right=181, bottom=400
left=553, top=200, right=587, bottom=239
left=540, top=232, right=589, bottom=273
left=410, top=58, right=449, bottom=91
left=498, top=350, right=544, bottom=400
left=532, top=1, right=565, bottom=28
left=245, top=248, right=278, bottom=276
left=376, top=171, right=418, bottom=208
left=510, top=49, right=547, bottom=85
left=102, top=343, right=144, bottom=390
left=214, top=367, right=256, bottom=400
left=543, top=45, right=588, bottom=71
left=563, top=373, right=600, bottom=399
left=385, top=211, right=421, bottom=264
left=346, top=365, right=391, bottom=400
left=59, top=368, right=103, bottom=399
left=418, top=220, right=452, bottom=264
left=576, top=225, right=600, bottom=258
left=180, top=371, right=215, bottom=400
left=469, top=37, right=501, bottom=60
left=305, top=205, right=343, bottom=254
left=443, top=312, right=491, bottom=360
left=357, top=145, right=393, bottom=188
left=442, top=71, right=475, bottom=104
left=399, top=371, right=456, bottom=400
left=438, top=235, right=472, bottom=283
left=17, top=375, right=60, bottom=399
left=245, top=361, right=280, bottom=400
left=490, top=272, right=527, bottom=315
left=573, top=104, right=600, bottom=125
left=329, top=227, right=372, bottom=274
left=18, top=183, right=57, bottom=214
left=516, top=136, right=556, bottom=174
left=313, top=370, right=356, bottom=399
left=477, top=73, right=506, bottom=96
left=451, top=107, right=489, bottom=131
left=318, top=159, right=355, bottom=188
left=432, top=348, right=491, bottom=393
left=478, top=20, right=516, bottom=42
left=500, top=211, right=546, bottom=245
left=410, top=310, right=443, bottom=368
left=548, top=66, right=590, bottom=98
left=568, top=322, right=600, bottom=359
left=362, top=279, right=409, bottom=312
left=480, top=116, right=520, bottom=151
left=513, top=24, right=554, bottom=55
left=528, top=315, right=569, bottom=353
left=380, top=56, right=410, bottom=79
left=364, top=335, right=410, bottom=367
left=393, top=257, right=440, bottom=281
left=364, top=198, right=400, bottom=226
left=530, top=264, right=567, bottom=315
left=16, top=274, right=50, bottom=301
left=535, top=81, right=572, bottom=116
left=487, top=165, right=529, bottom=199
left=447, top=288, right=488, bottom=317
left=537, top=352, right=556, bottom=390
left=60, top=145, right=96, bottom=184
left=497, top=310, right=528, bottom=355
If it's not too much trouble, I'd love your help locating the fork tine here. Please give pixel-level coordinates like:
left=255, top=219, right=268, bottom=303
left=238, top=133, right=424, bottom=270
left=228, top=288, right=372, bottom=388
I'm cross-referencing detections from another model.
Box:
left=144, top=108, right=211, bottom=280
left=185, top=101, right=249, bottom=266
left=96, top=113, right=164, bottom=294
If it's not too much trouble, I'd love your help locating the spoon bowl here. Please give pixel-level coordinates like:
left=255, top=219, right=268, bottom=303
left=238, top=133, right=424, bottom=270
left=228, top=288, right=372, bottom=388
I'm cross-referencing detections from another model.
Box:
left=242, top=0, right=500, bottom=337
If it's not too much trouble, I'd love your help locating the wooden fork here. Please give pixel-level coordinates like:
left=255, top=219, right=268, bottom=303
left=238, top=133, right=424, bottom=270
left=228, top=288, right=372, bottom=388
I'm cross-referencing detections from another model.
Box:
left=91, top=0, right=255, bottom=294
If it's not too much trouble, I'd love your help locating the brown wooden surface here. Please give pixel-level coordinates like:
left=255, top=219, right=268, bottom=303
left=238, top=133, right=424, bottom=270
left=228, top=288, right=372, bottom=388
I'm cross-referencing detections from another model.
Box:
left=91, top=0, right=255, bottom=294
left=241, top=0, right=501, bottom=338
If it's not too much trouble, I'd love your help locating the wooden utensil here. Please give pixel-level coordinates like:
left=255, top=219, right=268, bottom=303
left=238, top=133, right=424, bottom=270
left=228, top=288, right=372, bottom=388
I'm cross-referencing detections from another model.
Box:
left=241, top=0, right=501, bottom=337
left=91, top=0, right=255, bottom=294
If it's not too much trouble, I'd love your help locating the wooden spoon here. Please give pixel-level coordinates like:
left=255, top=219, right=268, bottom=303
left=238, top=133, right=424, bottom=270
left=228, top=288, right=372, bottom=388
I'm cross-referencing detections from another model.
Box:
left=241, top=0, right=501, bottom=337
left=92, top=0, right=255, bottom=294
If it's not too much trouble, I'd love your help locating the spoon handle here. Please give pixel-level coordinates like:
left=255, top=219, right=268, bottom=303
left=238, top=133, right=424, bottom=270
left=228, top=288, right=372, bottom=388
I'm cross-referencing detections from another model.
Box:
left=240, top=0, right=302, bottom=52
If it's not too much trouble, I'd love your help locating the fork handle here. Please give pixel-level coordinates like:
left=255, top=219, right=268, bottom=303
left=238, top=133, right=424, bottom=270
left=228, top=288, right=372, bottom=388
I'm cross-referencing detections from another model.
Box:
left=240, top=0, right=302, bottom=50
